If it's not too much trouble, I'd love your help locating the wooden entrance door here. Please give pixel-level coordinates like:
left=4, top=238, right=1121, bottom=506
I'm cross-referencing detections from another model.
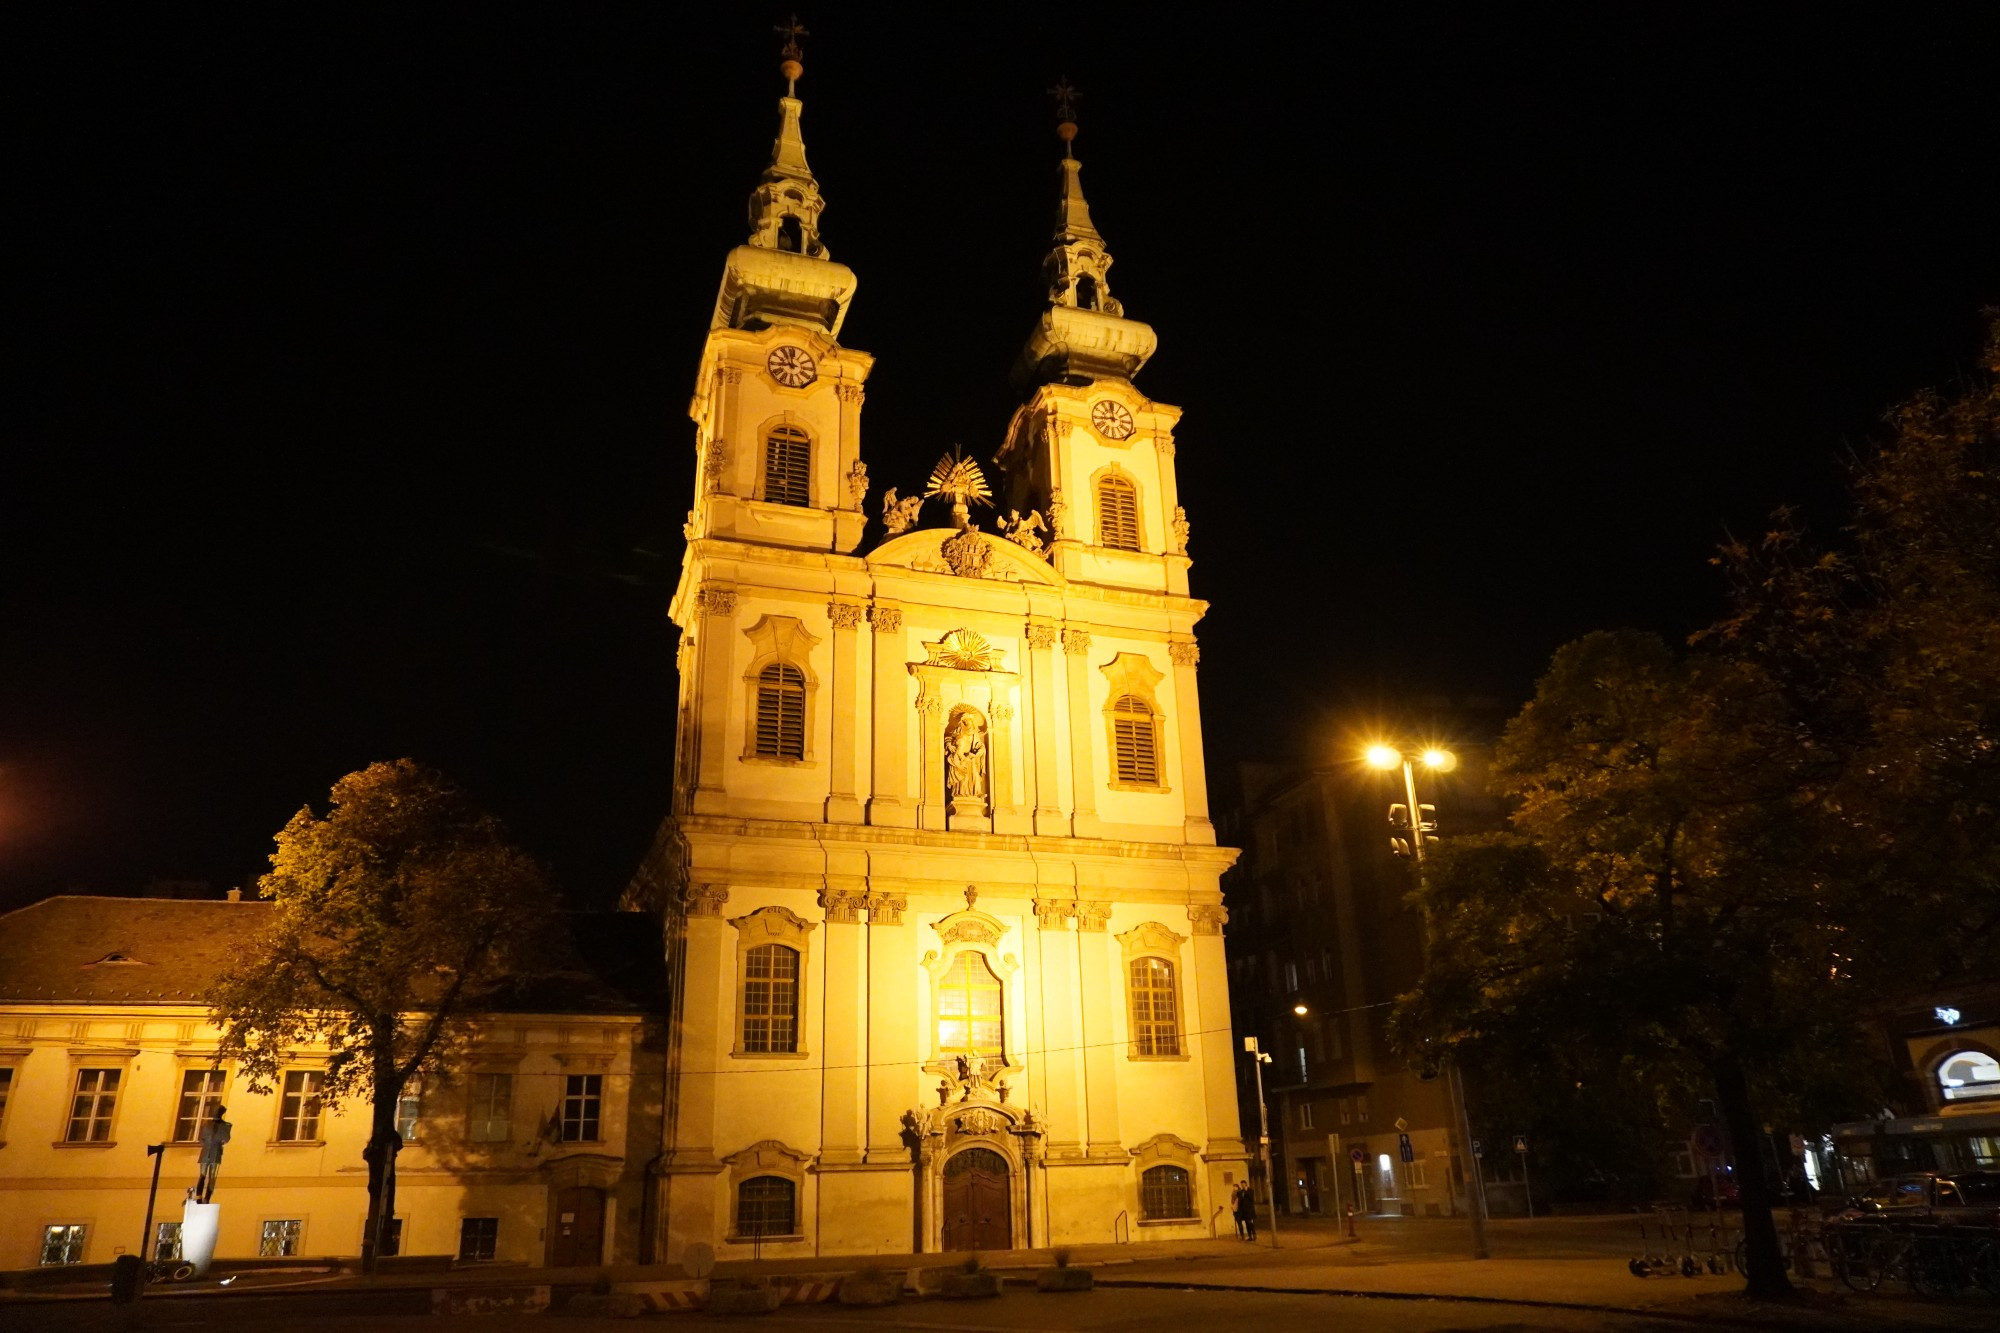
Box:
left=941, top=1148, right=1011, bottom=1251
left=551, top=1186, right=604, bottom=1267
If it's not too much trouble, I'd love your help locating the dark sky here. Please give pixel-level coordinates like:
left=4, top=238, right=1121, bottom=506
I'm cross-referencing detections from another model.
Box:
left=6, top=7, right=1997, bottom=911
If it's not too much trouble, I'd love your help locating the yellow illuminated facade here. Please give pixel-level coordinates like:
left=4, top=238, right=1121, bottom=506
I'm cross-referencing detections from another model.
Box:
left=624, top=56, right=1243, bottom=1258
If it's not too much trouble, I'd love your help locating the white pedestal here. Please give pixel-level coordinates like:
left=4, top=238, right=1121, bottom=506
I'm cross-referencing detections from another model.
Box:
left=181, top=1201, right=221, bottom=1278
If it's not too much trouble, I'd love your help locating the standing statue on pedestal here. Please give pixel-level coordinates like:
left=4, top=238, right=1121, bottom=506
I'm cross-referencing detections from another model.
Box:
left=944, top=712, right=987, bottom=802
left=194, top=1105, right=231, bottom=1203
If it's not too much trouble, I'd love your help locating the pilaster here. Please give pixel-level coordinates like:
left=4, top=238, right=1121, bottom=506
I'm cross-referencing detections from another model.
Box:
left=1187, top=903, right=1245, bottom=1157
left=691, top=587, right=739, bottom=816
left=864, top=893, right=915, bottom=1159
left=1168, top=637, right=1214, bottom=843
left=1074, top=901, right=1121, bottom=1154
left=825, top=602, right=865, bottom=823
left=866, top=604, right=914, bottom=827
left=817, top=888, right=867, bottom=1163
left=1062, top=627, right=1100, bottom=838
left=1032, top=898, right=1083, bottom=1155
left=1025, top=622, right=1064, bottom=835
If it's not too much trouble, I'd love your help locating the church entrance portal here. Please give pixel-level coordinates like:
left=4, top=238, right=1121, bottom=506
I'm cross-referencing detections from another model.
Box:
left=941, top=1148, right=1010, bottom=1251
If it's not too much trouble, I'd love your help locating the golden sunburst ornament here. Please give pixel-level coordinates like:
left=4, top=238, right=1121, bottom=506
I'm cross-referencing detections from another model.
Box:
left=927, top=629, right=1001, bottom=671
left=924, top=447, right=994, bottom=529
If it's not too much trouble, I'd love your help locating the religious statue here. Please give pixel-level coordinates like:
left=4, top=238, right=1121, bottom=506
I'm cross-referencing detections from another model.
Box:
left=999, top=509, right=1047, bottom=555
left=845, top=458, right=869, bottom=508
left=945, top=711, right=987, bottom=801
left=880, top=488, right=924, bottom=535
left=1046, top=487, right=1068, bottom=540
left=1170, top=504, right=1191, bottom=554
left=194, top=1104, right=232, bottom=1203
left=923, top=448, right=994, bottom=531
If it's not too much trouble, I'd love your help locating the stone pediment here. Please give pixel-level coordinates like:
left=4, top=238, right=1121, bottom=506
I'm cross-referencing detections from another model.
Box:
left=867, top=528, right=1064, bottom=587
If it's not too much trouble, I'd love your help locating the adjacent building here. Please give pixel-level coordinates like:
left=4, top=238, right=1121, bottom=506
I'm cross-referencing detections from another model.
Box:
left=0, top=895, right=664, bottom=1272
left=621, top=53, right=1243, bottom=1259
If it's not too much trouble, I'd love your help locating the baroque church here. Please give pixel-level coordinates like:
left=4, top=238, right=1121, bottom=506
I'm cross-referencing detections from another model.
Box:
left=626, top=41, right=1243, bottom=1258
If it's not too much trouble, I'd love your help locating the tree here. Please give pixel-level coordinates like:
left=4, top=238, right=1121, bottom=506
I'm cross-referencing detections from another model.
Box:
left=1395, top=319, right=2000, bottom=1299
left=209, top=760, right=554, bottom=1271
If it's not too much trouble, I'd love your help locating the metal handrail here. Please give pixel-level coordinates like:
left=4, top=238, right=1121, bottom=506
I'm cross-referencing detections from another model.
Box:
left=1113, top=1210, right=1130, bottom=1244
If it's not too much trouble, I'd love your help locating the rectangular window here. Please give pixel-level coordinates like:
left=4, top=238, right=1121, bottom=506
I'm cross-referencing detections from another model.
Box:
left=173, top=1069, right=227, bottom=1142
left=1304, top=958, right=1318, bottom=984
left=1408, top=1159, right=1429, bottom=1190
left=259, top=1219, right=303, bottom=1257
left=1356, top=1095, right=1369, bottom=1122
left=1339, top=1098, right=1351, bottom=1126
left=1110, top=696, right=1159, bottom=784
left=1299, top=1101, right=1315, bottom=1130
left=154, top=1222, right=182, bottom=1262
left=468, top=1073, right=513, bottom=1143
left=1296, top=1046, right=1309, bottom=1082
left=41, top=1224, right=87, bottom=1266
left=395, top=1081, right=423, bottom=1142
left=276, top=1069, right=324, bottom=1141
left=742, top=944, right=801, bottom=1053
left=0, top=1065, right=14, bottom=1132
left=559, top=1074, right=602, bottom=1142
left=458, top=1217, right=499, bottom=1262
left=762, top=427, right=811, bottom=506
left=736, top=1176, right=796, bottom=1237
left=66, top=1068, right=121, bottom=1142
left=1128, top=957, right=1181, bottom=1057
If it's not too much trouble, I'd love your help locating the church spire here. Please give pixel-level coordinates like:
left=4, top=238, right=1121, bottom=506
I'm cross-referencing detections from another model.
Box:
left=746, top=16, right=829, bottom=259
left=1037, top=80, right=1120, bottom=317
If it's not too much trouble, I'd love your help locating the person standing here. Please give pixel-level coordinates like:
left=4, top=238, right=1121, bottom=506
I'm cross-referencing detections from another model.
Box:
left=1235, top=1180, right=1257, bottom=1241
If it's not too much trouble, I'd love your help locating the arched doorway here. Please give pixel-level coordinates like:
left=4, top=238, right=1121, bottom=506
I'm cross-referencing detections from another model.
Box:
left=941, top=1147, right=1010, bottom=1251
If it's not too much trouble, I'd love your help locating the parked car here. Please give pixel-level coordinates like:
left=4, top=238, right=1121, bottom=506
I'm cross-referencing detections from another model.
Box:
left=1690, top=1168, right=1740, bottom=1208
left=1842, top=1171, right=2000, bottom=1224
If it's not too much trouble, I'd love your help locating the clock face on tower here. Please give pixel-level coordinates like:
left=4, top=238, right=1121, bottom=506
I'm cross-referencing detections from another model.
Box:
left=1090, top=400, right=1136, bottom=440
left=766, top=345, right=817, bottom=388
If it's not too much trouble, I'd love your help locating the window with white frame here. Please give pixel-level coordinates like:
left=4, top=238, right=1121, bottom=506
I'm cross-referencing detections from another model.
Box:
left=1299, top=1100, right=1315, bottom=1130
left=468, top=1072, right=512, bottom=1142
left=559, top=1074, right=602, bottom=1142
left=259, top=1219, right=303, bottom=1257
left=458, top=1217, right=499, bottom=1262
left=1128, top=957, right=1181, bottom=1057
left=41, top=1224, right=87, bottom=1266
left=276, top=1070, right=324, bottom=1141
left=173, top=1069, right=226, bottom=1143
left=742, top=943, right=800, bottom=1053
left=395, top=1080, right=423, bottom=1141
left=66, top=1068, right=121, bottom=1142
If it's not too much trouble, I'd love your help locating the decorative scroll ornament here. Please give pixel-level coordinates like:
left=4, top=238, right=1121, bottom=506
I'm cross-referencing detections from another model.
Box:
left=880, top=487, right=924, bottom=535
left=924, top=448, right=995, bottom=530
left=940, top=526, right=993, bottom=578
left=925, top=628, right=1002, bottom=671
left=1076, top=901, right=1112, bottom=932
left=683, top=884, right=729, bottom=918
left=864, top=892, right=907, bottom=925
left=819, top=888, right=865, bottom=924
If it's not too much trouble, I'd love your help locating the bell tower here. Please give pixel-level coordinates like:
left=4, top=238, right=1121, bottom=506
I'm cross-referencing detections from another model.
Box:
left=995, top=85, right=1191, bottom=598
left=684, top=25, right=872, bottom=557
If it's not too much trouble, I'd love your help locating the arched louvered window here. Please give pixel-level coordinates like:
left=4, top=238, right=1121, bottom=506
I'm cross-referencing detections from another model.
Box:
left=1141, top=1164, right=1195, bottom=1220
left=1096, top=474, right=1140, bottom=550
left=754, top=663, right=807, bottom=759
left=1111, top=693, right=1159, bottom=784
left=742, top=943, right=800, bottom=1053
left=1129, top=957, right=1181, bottom=1057
left=763, top=426, right=811, bottom=506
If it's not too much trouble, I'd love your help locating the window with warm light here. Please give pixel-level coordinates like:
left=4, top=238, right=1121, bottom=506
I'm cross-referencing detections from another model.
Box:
left=66, top=1068, right=121, bottom=1143
left=762, top=426, right=811, bottom=506
left=936, top=951, right=1004, bottom=1058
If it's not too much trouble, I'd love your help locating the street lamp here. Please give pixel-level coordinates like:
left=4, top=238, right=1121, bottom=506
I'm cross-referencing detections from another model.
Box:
left=1364, top=742, right=1490, bottom=1261
left=1242, top=1036, right=1280, bottom=1247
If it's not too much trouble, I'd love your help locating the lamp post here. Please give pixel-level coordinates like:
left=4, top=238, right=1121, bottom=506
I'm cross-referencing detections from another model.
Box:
left=1365, top=743, right=1490, bottom=1260
left=1243, top=1037, right=1280, bottom=1247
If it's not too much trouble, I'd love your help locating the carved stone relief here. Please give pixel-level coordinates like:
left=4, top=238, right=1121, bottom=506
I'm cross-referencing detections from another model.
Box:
left=870, top=604, right=903, bottom=634
left=1076, top=901, right=1112, bottom=932
left=684, top=884, right=729, bottom=918
left=697, top=587, right=738, bottom=618
left=1062, top=628, right=1092, bottom=656
left=940, top=526, right=993, bottom=578
left=827, top=602, right=864, bottom=631
left=1188, top=903, right=1228, bottom=936
left=1168, top=639, right=1201, bottom=667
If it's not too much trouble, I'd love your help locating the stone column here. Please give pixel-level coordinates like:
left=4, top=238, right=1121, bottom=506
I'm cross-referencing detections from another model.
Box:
left=867, top=605, right=914, bottom=827
left=1168, top=637, right=1215, bottom=843
left=1062, top=628, right=1100, bottom=839
left=864, top=893, right=915, bottom=1161
left=691, top=588, right=739, bottom=816
left=1074, top=902, right=1121, bottom=1155
left=1187, top=903, right=1245, bottom=1157
left=989, top=697, right=1027, bottom=835
left=818, top=890, right=867, bottom=1165
left=825, top=603, right=865, bottom=824
left=1024, top=623, right=1063, bottom=836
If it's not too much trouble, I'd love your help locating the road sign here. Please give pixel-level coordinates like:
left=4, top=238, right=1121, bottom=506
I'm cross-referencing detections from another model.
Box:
left=1691, top=1124, right=1725, bottom=1159
left=1349, top=1147, right=1367, bottom=1165
left=1512, top=1134, right=1528, bottom=1154
left=1472, top=1139, right=1484, bottom=1157
left=1398, top=1132, right=1414, bottom=1163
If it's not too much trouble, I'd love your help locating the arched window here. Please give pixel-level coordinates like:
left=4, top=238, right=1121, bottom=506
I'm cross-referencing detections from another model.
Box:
left=1938, top=1049, right=2000, bottom=1102
left=1129, top=957, right=1180, bottom=1057
left=1111, top=694, right=1159, bottom=784
left=763, top=426, right=811, bottom=506
left=1076, top=275, right=1099, bottom=311
left=776, top=215, right=803, bottom=253
left=736, top=1175, right=796, bottom=1237
left=936, top=951, right=1004, bottom=1058
left=753, top=664, right=806, bottom=759
left=742, top=943, right=799, bottom=1053
left=1096, top=474, right=1139, bottom=550
left=1140, top=1164, right=1194, bottom=1220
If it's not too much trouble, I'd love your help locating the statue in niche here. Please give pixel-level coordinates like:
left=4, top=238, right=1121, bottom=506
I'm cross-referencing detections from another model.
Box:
left=945, top=710, right=988, bottom=802
left=880, top=488, right=924, bottom=535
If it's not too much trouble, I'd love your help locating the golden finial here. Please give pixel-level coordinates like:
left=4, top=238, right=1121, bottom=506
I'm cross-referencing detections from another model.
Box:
left=775, top=14, right=809, bottom=96
left=1047, top=77, right=1080, bottom=147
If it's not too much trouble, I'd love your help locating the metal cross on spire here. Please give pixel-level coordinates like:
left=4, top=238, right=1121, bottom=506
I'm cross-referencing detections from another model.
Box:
left=1047, top=77, right=1081, bottom=125
left=775, top=14, right=809, bottom=96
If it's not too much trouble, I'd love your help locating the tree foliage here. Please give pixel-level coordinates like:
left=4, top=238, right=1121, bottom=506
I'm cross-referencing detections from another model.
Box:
left=209, top=759, right=554, bottom=1268
left=1395, top=317, right=2000, bottom=1298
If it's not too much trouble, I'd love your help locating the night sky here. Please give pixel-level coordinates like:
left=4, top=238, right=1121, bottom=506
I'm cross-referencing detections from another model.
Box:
left=7, top=7, right=1997, bottom=911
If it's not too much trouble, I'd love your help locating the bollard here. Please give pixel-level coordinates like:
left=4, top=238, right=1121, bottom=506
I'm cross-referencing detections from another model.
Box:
left=110, top=1253, right=144, bottom=1304
left=1345, top=1203, right=1358, bottom=1240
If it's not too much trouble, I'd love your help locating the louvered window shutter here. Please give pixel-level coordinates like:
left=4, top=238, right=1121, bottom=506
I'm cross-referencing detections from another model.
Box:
left=1096, top=476, right=1140, bottom=550
left=755, top=664, right=807, bottom=758
left=763, top=427, right=811, bottom=506
left=1111, top=694, right=1159, bottom=784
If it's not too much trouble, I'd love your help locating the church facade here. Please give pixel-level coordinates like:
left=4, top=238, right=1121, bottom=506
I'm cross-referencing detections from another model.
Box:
left=625, top=51, right=1243, bottom=1260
